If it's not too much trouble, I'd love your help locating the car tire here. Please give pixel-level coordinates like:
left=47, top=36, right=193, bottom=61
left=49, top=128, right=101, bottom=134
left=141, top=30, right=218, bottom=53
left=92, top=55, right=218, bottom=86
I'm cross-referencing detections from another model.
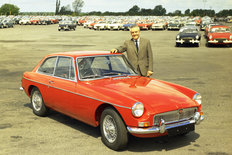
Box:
left=31, top=87, right=48, bottom=116
left=176, top=43, right=180, bottom=47
left=100, top=108, right=128, bottom=150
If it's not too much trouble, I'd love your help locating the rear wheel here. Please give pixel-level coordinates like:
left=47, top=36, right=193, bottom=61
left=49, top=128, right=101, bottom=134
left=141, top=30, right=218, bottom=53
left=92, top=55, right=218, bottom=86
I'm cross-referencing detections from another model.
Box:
left=100, top=108, right=128, bottom=150
left=31, top=87, right=48, bottom=116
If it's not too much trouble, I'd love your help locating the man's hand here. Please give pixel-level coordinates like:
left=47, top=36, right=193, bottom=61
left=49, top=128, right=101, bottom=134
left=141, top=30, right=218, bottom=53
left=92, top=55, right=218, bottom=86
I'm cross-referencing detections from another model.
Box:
left=147, top=71, right=153, bottom=77
left=110, top=49, right=118, bottom=53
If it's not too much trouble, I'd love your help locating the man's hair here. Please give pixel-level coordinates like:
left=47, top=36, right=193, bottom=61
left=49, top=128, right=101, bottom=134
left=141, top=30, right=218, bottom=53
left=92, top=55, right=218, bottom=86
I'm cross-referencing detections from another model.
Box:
left=129, top=25, right=140, bottom=31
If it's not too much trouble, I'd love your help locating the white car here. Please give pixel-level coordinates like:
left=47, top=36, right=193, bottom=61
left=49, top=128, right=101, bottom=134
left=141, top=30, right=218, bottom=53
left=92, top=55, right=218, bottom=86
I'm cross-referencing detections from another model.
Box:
left=107, top=22, right=122, bottom=30
left=19, top=18, right=31, bottom=25
left=94, top=23, right=107, bottom=30
left=151, top=22, right=166, bottom=30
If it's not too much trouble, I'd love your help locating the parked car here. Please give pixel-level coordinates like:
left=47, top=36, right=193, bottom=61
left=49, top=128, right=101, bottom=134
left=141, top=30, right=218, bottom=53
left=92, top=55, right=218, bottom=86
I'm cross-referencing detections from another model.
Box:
left=122, top=23, right=135, bottom=31
left=176, top=26, right=201, bottom=47
left=58, top=20, right=76, bottom=31
left=206, top=25, right=232, bottom=47
left=21, top=51, right=204, bottom=150
left=137, top=22, right=152, bottom=30
left=106, top=22, right=122, bottom=31
left=151, top=22, right=166, bottom=30
left=167, top=21, right=182, bottom=30
left=0, top=20, right=3, bottom=28
left=1, top=19, right=14, bottom=28
left=94, top=22, right=107, bottom=30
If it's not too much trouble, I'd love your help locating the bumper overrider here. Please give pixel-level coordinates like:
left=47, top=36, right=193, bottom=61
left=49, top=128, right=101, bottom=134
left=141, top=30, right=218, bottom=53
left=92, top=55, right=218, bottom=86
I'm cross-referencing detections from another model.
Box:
left=127, top=112, right=204, bottom=134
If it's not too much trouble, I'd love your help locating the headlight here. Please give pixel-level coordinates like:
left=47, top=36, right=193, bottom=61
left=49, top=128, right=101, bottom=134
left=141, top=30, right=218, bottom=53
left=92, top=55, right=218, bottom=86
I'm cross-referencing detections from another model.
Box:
left=193, top=93, right=202, bottom=105
left=176, top=35, right=180, bottom=39
left=230, top=35, right=232, bottom=40
left=196, top=35, right=199, bottom=39
left=209, top=35, right=213, bottom=40
left=132, top=102, right=144, bottom=117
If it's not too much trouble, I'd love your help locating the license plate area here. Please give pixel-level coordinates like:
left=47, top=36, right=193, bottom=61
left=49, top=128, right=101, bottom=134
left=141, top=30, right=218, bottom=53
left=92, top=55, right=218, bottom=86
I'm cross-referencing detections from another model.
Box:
left=167, top=124, right=195, bottom=136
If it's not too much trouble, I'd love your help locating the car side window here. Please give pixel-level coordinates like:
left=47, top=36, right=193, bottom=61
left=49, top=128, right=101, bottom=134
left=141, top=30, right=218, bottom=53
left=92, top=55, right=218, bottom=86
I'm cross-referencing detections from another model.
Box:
left=54, top=57, right=75, bottom=80
left=37, top=57, right=57, bottom=75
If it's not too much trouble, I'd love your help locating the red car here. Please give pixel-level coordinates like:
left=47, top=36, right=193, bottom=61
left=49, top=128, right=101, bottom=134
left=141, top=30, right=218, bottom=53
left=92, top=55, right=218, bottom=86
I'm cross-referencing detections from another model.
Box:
left=207, top=25, right=232, bottom=47
left=21, top=51, right=204, bottom=150
left=137, top=22, right=152, bottom=30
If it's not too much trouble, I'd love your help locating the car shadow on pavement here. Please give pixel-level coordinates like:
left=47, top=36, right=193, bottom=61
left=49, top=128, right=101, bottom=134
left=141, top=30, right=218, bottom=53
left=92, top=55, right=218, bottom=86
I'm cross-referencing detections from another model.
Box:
left=205, top=43, right=231, bottom=48
left=127, top=132, right=200, bottom=152
left=24, top=103, right=101, bottom=138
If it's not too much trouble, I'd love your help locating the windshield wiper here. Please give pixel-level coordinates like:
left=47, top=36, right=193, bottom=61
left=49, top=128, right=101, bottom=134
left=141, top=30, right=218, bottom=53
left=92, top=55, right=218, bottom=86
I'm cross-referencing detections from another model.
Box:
left=103, top=72, right=121, bottom=76
left=81, top=74, right=102, bottom=79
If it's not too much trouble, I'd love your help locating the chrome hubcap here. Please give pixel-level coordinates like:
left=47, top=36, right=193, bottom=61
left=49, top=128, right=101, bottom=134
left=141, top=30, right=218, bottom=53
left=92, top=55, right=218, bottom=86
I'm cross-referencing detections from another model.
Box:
left=32, top=91, right=42, bottom=111
left=103, top=115, right=117, bottom=143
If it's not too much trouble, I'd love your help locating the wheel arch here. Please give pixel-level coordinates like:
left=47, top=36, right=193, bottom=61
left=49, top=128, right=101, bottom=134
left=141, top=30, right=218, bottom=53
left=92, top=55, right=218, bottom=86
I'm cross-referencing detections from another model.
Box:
left=95, top=103, right=127, bottom=127
left=28, top=85, right=37, bottom=96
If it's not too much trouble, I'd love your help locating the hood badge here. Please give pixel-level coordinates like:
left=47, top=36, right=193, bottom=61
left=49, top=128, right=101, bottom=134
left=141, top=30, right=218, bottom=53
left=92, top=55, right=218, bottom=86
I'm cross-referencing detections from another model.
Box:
left=179, top=109, right=183, bottom=114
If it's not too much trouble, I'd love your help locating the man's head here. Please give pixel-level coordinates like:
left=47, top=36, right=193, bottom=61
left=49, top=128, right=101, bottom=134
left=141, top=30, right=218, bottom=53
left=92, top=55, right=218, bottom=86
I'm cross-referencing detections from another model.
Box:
left=130, top=25, right=140, bottom=40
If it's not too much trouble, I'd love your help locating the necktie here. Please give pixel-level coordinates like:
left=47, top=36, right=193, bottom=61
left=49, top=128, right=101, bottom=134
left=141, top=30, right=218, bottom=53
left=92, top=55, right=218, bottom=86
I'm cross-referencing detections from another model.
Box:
left=135, top=40, right=139, bottom=52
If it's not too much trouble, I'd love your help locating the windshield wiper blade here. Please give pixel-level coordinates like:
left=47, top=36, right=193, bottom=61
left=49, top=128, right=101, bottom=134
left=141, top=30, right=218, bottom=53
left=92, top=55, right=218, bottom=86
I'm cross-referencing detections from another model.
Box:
left=82, top=75, right=102, bottom=79
left=103, top=72, right=121, bottom=76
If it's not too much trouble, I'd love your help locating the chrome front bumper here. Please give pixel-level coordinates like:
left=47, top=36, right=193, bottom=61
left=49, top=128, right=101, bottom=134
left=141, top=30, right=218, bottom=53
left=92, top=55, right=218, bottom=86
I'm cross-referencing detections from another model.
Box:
left=127, top=112, right=204, bottom=134
left=19, top=87, right=24, bottom=91
left=176, top=39, right=200, bottom=44
left=208, top=40, right=232, bottom=43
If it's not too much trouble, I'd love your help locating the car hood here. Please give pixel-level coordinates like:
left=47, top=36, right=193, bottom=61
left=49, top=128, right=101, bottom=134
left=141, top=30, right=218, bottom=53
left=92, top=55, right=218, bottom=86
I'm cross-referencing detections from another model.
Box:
left=79, top=76, right=197, bottom=113
left=209, top=32, right=231, bottom=39
left=179, top=33, right=199, bottom=38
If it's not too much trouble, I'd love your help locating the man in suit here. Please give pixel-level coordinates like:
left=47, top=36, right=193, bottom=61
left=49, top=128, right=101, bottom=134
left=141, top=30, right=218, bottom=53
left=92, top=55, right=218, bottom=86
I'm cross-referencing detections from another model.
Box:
left=111, top=25, right=153, bottom=77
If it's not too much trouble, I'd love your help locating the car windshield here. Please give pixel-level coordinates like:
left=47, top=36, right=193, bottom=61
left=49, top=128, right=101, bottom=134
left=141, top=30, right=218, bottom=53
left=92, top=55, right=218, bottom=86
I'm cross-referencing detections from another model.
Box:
left=77, top=55, right=137, bottom=80
left=182, top=29, right=198, bottom=33
left=210, top=27, right=230, bottom=33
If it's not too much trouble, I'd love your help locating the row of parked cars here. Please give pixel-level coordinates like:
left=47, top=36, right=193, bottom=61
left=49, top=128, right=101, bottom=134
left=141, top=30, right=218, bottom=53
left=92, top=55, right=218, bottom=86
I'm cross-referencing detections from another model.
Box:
left=0, top=15, right=66, bottom=29
left=175, top=22, right=232, bottom=47
left=77, top=16, right=209, bottom=31
left=76, top=16, right=232, bottom=47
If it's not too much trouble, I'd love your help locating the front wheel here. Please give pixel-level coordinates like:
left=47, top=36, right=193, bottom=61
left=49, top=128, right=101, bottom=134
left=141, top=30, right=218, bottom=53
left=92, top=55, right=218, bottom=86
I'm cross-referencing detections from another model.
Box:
left=100, top=108, right=128, bottom=150
left=31, top=87, right=48, bottom=116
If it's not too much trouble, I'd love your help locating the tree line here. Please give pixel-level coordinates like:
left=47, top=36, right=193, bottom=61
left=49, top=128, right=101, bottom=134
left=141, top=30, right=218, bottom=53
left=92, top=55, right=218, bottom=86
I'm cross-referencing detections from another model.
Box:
left=86, top=5, right=231, bottom=17
left=0, top=2, right=231, bottom=17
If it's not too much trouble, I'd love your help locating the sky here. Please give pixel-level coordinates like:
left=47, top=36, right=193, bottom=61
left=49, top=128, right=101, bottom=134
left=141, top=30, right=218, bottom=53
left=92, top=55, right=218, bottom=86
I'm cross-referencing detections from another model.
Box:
left=0, top=0, right=231, bottom=13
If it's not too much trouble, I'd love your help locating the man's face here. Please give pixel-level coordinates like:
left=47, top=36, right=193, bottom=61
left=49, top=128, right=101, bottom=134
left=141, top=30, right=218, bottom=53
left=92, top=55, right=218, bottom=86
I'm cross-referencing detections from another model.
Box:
left=130, top=27, right=140, bottom=40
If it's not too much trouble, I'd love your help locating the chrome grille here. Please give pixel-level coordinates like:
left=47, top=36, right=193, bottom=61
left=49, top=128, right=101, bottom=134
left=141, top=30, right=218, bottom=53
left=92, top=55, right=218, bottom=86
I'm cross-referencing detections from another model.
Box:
left=153, top=107, right=197, bottom=126
left=216, top=39, right=226, bottom=41
left=182, top=37, right=193, bottom=40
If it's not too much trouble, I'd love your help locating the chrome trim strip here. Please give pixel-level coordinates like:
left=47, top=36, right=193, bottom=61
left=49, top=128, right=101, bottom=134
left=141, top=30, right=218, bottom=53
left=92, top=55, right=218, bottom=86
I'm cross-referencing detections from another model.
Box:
left=23, top=77, right=131, bottom=109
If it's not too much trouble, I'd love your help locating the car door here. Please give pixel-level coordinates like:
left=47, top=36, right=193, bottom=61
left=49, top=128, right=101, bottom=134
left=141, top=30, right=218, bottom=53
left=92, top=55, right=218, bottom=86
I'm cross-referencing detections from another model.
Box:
left=46, top=56, right=77, bottom=115
left=36, top=56, right=58, bottom=106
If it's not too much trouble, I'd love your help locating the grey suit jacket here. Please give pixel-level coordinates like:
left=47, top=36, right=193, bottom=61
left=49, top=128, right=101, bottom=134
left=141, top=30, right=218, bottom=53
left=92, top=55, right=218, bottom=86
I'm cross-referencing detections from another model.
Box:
left=117, top=37, right=153, bottom=76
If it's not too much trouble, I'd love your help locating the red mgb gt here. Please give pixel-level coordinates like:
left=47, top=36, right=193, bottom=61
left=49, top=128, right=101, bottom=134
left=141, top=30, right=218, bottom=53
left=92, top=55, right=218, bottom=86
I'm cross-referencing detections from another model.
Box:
left=21, top=51, right=204, bottom=150
left=207, top=25, right=232, bottom=47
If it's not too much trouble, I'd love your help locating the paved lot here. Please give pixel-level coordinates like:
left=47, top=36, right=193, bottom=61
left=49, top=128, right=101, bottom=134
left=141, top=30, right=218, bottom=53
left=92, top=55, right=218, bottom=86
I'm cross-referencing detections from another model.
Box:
left=0, top=24, right=232, bottom=155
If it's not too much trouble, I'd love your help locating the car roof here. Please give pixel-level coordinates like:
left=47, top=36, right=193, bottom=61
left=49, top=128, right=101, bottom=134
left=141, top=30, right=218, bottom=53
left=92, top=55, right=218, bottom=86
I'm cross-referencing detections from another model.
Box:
left=46, top=51, right=117, bottom=58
